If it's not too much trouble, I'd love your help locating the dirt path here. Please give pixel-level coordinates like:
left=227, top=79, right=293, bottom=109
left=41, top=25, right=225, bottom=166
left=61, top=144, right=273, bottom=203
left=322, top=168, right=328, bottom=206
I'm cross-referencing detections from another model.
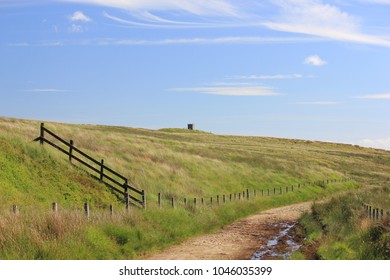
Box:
left=146, top=201, right=314, bottom=260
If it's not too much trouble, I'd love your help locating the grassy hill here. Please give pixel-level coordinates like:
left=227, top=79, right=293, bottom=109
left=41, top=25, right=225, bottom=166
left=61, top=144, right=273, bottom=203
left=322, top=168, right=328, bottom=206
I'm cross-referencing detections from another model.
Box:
left=0, top=116, right=389, bottom=259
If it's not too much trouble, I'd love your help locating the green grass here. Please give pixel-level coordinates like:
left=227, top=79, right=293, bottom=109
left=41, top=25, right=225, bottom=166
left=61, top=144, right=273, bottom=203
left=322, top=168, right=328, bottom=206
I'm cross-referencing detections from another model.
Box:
left=296, top=184, right=390, bottom=260
left=0, top=116, right=389, bottom=259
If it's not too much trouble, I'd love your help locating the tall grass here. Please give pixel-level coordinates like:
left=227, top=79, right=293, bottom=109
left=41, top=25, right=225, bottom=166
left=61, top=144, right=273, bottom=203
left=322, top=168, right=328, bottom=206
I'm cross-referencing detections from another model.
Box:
left=296, top=184, right=390, bottom=260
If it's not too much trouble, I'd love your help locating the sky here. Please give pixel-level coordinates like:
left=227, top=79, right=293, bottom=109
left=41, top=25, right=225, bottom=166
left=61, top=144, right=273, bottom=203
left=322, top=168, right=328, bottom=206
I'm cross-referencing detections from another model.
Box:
left=0, top=0, right=389, bottom=150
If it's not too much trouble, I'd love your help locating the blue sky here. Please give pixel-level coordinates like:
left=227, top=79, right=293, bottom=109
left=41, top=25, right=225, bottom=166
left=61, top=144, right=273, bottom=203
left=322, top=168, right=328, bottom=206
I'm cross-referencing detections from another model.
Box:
left=0, top=0, right=389, bottom=150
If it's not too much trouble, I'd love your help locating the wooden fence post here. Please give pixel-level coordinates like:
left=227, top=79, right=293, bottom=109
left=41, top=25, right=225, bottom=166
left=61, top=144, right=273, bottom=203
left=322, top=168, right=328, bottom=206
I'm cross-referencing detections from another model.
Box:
left=274, top=188, right=276, bottom=195
left=194, top=198, right=197, bottom=206
left=201, top=198, right=204, bottom=205
left=238, top=193, right=241, bottom=201
left=280, top=187, right=282, bottom=195
left=246, top=189, right=249, bottom=200
left=68, top=140, right=74, bottom=162
left=52, top=202, right=58, bottom=213
left=217, top=195, right=220, bottom=205
left=110, top=204, right=114, bottom=216
left=261, top=189, right=264, bottom=197
left=254, top=189, right=257, bottom=198
left=158, top=193, right=161, bottom=208
left=286, top=186, right=288, bottom=193
left=142, top=190, right=146, bottom=210
left=184, top=198, right=187, bottom=206
left=230, top=194, right=232, bottom=202
left=13, top=205, right=19, bottom=215
left=171, top=197, right=175, bottom=208
left=40, top=123, right=44, bottom=145
left=84, top=202, right=90, bottom=218
left=223, top=195, right=226, bottom=204
left=99, top=159, right=104, bottom=181
left=210, top=197, right=213, bottom=205
left=125, top=195, right=130, bottom=212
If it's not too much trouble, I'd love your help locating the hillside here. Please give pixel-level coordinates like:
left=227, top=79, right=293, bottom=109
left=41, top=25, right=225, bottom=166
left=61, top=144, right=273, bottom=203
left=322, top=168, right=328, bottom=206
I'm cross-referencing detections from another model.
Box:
left=0, top=116, right=389, bottom=259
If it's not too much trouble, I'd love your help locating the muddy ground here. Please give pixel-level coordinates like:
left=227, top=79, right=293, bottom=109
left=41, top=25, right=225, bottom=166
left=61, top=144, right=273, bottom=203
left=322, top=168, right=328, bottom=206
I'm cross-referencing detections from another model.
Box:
left=145, top=201, right=315, bottom=260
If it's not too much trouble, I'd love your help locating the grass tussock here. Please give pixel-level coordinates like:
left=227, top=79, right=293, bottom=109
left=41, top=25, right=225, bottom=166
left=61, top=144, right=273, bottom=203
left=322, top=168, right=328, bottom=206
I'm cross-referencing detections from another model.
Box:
left=297, top=184, right=390, bottom=260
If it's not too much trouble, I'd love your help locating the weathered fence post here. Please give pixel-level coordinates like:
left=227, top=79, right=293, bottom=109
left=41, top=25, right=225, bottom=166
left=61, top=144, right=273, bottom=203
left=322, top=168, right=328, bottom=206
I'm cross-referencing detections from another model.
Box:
left=158, top=193, right=161, bottom=208
left=280, top=187, right=282, bottom=195
left=84, top=202, right=90, bottom=218
left=52, top=202, right=58, bottom=213
left=223, top=195, right=226, bottom=204
left=230, top=194, right=232, bottom=202
left=246, top=189, right=249, bottom=200
left=217, top=195, right=220, bottom=205
left=210, top=197, right=213, bottom=205
left=142, top=190, right=146, bottom=210
left=194, top=198, right=197, bottom=207
left=238, top=193, right=241, bottom=201
left=13, top=205, right=19, bottom=215
left=184, top=198, right=187, bottom=206
left=261, top=189, right=264, bottom=197
left=201, top=198, right=204, bottom=205
left=125, top=195, right=130, bottom=212
left=171, top=197, right=175, bottom=208
left=110, top=204, right=114, bottom=216
left=40, top=123, right=44, bottom=145
left=286, top=186, right=288, bottom=193
left=274, top=188, right=276, bottom=195
left=69, top=140, right=74, bottom=162
left=99, top=159, right=104, bottom=181
left=254, top=189, right=257, bottom=198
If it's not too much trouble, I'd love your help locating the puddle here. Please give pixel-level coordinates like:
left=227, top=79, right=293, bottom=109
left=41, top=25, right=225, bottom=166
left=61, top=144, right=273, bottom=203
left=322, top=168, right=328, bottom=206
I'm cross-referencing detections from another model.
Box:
left=251, top=222, right=304, bottom=260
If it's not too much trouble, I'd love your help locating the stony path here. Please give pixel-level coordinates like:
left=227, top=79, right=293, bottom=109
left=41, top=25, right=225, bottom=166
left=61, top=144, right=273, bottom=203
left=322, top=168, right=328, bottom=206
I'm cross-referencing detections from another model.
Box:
left=145, top=201, right=314, bottom=260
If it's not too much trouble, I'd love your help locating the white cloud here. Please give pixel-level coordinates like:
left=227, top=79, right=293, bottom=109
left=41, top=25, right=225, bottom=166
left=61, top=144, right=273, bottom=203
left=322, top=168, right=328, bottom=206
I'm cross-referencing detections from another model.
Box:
left=69, top=11, right=92, bottom=22
left=356, top=138, right=390, bottom=150
left=361, top=0, right=390, bottom=4
left=304, top=55, right=327, bottom=66
left=171, top=85, right=281, bottom=96
left=295, top=101, right=339, bottom=105
left=64, top=0, right=241, bottom=17
left=236, top=74, right=304, bottom=80
left=356, top=93, right=390, bottom=99
left=264, top=0, right=390, bottom=47
left=21, top=88, right=68, bottom=93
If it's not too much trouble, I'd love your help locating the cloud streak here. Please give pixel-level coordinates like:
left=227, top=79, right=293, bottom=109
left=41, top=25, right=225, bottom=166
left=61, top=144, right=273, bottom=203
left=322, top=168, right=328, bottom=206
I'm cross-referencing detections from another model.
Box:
left=171, top=85, right=281, bottom=96
left=356, top=93, right=390, bottom=99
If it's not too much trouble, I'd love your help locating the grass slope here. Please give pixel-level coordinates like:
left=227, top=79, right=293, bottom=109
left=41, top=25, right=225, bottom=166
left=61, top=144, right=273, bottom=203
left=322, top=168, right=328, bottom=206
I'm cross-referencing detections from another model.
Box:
left=0, top=116, right=389, bottom=259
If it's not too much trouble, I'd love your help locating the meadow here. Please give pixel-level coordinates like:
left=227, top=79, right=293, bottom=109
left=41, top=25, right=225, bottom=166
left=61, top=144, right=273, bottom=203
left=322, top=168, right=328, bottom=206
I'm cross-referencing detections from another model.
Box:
left=0, top=116, right=389, bottom=259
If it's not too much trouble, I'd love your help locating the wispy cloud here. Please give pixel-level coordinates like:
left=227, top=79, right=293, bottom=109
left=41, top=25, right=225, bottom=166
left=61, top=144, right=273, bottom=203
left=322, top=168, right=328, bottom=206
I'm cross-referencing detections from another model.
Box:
left=21, top=88, right=69, bottom=93
left=171, top=85, right=281, bottom=96
left=264, top=0, right=390, bottom=47
left=304, top=55, right=327, bottom=66
left=235, top=73, right=305, bottom=80
left=10, top=36, right=320, bottom=47
left=69, top=11, right=92, bottom=22
left=295, top=101, right=339, bottom=105
left=356, top=137, right=390, bottom=150
left=355, top=93, right=390, bottom=99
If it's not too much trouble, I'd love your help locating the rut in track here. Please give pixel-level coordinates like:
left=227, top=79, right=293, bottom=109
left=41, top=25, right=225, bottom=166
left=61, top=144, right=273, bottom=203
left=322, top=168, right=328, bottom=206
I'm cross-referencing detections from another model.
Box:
left=145, top=201, right=314, bottom=260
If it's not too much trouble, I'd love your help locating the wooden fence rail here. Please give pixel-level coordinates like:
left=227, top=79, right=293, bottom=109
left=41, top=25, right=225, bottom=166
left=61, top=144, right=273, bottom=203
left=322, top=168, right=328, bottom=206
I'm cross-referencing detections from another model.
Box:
left=34, top=123, right=145, bottom=209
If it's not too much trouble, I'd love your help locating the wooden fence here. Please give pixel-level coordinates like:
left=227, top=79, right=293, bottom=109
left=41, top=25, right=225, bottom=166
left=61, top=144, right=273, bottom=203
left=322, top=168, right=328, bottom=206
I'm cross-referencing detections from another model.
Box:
left=362, top=203, right=389, bottom=221
left=8, top=178, right=356, bottom=215
left=155, top=178, right=353, bottom=209
left=34, top=123, right=145, bottom=209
